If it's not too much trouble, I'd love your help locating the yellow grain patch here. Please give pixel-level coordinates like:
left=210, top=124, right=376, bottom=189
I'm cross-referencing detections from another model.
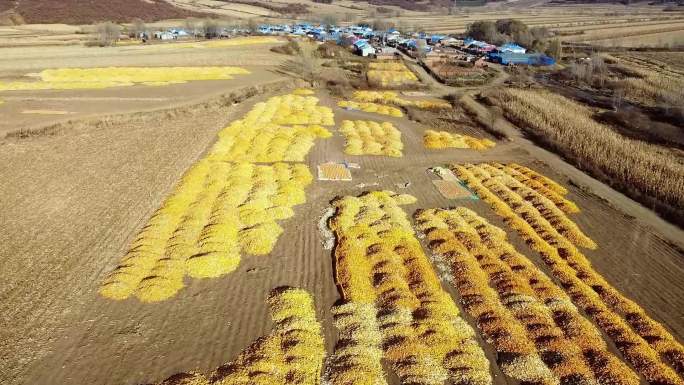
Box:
left=338, top=100, right=403, bottom=117
left=292, top=88, right=315, bottom=95
left=0, top=66, right=250, bottom=91
left=100, top=92, right=332, bottom=302
left=423, top=129, right=495, bottom=150
left=366, top=61, right=419, bottom=88
left=452, top=163, right=684, bottom=384
left=339, top=120, right=403, bottom=157
left=99, top=161, right=313, bottom=302
left=352, top=90, right=451, bottom=109
left=326, top=191, right=492, bottom=385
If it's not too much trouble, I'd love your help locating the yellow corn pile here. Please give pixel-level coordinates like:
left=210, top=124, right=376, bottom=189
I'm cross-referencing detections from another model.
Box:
left=0, top=66, right=250, bottom=91
left=326, top=191, right=492, bottom=385
left=352, top=90, right=451, bottom=109
left=100, top=93, right=334, bottom=302
left=415, top=207, right=640, bottom=385
left=151, top=287, right=325, bottom=385
left=339, top=120, right=403, bottom=157
left=452, top=162, right=684, bottom=384
left=423, top=129, right=495, bottom=150
left=366, top=61, right=418, bottom=88
left=338, top=100, right=403, bottom=117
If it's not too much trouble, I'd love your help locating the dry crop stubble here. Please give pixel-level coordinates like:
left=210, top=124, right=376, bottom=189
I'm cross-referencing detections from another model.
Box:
left=451, top=162, right=684, bottom=384
left=414, top=207, right=640, bottom=385
left=325, top=191, right=492, bottom=385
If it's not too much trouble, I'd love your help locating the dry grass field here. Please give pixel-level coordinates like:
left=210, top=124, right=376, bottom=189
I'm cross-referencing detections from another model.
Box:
left=1, top=10, right=684, bottom=385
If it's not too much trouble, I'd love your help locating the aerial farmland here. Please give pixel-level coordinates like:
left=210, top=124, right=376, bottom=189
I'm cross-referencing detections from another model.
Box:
left=0, top=1, right=682, bottom=385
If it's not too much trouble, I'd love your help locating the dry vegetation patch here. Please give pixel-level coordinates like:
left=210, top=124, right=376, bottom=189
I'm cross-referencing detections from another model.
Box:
left=486, top=88, right=684, bottom=226
left=452, top=162, right=684, bottom=383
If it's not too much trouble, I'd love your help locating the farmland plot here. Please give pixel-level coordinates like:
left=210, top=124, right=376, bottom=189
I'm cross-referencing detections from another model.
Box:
left=415, top=207, right=640, bottom=385
left=100, top=92, right=334, bottom=302
left=0, top=66, right=251, bottom=91
left=151, top=287, right=325, bottom=385
left=325, top=191, right=492, bottom=385
left=452, top=162, right=684, bottom=383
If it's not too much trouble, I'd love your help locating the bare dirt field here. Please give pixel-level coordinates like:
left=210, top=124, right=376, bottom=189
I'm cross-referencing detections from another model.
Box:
left=1, top=27, right=683, bottom=385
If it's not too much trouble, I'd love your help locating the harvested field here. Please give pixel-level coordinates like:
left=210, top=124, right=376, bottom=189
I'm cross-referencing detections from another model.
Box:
left=451, top=163, right=684, bottom=383
left=1, top=22, right=683, bottom=385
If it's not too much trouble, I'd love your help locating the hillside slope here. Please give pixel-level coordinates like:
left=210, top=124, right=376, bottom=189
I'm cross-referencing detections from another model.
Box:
left=2, top=0, right=210, bottom=24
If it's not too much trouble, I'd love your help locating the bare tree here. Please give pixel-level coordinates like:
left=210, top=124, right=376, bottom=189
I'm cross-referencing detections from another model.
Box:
left=204, top=18, right=220, bottom=38
left=415, top=39, right=428, bottom=60
left=321, top=14, right=338, bottom=27
left=96, top=22, right=121, bottom=46
left=246, top=18, right=258, bottom=34
left=612, top=87, right=625, bottom=111
left=130, top=18, right=146, bottom=38
left=286, top=41, right=324, bottom=86
left=185, top=17, right=203, bottom=38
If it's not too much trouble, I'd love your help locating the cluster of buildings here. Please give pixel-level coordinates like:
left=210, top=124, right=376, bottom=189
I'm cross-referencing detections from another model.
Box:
left=145, top=22, right=556, bottom=66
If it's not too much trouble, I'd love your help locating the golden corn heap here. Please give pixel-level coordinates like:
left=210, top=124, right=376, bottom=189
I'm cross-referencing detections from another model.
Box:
left=208, top=94, right=334, bottom=162
left=337, top=100, right=403, bottom=117
left=352, top=90, right=451, bottom=109
left=100, top=161, right=312, bottom=302
left=0, top=66, right=250, bottom=91
left=292, top=88, right=315, bottom=95
left=326, top=191, right=492, bottom=385
left=423, top=129, right=495, bottom=150
left=452, top=163, right=684, bottom=385
left=366, top=61, right=419, bottom=88
left=101, top=92, right=333, bottom=302
left=415, top=207, right=641, bottom=385
left=339, top=120, right=403, bottom=157
left=152, top=287, right=325, bottom=385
